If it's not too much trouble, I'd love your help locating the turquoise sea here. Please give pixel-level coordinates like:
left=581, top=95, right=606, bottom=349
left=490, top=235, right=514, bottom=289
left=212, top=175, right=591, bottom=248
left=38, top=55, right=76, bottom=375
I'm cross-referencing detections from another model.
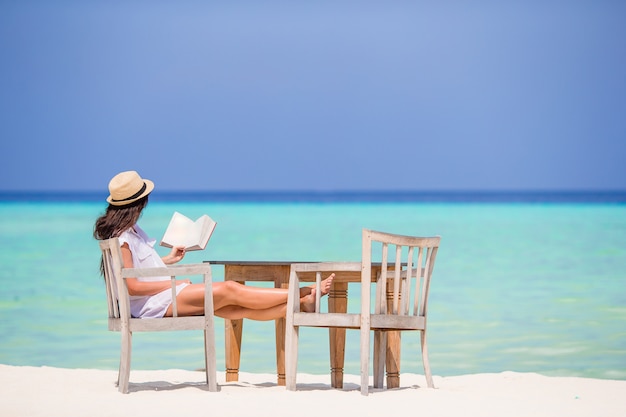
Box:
left=1, top=192, right=625, bottom=380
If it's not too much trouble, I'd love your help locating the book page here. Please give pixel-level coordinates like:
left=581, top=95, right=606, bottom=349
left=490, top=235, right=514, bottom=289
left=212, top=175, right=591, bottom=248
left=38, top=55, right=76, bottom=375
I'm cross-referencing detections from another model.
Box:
left=186, top=216, right=207, bottom=249
left=160, top=212, right=217, bottom=251
left=196, top=215, right=216, bottom=250
left=160, top=212, right=193, bottom=248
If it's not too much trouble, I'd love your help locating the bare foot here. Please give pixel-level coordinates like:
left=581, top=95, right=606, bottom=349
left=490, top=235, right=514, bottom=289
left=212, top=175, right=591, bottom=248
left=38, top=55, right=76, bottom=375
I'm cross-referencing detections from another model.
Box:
left=300, top=273, right=335, bottom=312
left=299, top=273, right=335, bottom=297
left=300, top=289, right=317, bottom=313
left=319, top=273, right=335, bottom=295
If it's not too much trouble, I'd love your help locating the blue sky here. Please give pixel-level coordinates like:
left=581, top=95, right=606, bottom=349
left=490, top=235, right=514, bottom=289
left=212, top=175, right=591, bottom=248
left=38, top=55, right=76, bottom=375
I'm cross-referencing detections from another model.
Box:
left=1, top=1, right=625, bottom=192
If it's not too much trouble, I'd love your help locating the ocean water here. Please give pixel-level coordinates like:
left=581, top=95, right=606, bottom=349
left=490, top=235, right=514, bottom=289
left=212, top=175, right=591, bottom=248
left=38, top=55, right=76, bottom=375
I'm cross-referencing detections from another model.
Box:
left=0, top=193, right=625, bottom=380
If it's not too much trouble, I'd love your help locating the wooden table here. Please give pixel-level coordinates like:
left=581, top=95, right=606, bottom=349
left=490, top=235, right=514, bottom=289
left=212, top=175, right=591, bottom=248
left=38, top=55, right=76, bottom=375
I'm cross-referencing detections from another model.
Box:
left=206, top=260, right=402, bottom=389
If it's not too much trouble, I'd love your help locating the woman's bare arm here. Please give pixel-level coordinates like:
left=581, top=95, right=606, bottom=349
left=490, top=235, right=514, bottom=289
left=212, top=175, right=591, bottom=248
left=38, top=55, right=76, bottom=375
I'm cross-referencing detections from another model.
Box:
left=120, top=243, right=190, bottom=296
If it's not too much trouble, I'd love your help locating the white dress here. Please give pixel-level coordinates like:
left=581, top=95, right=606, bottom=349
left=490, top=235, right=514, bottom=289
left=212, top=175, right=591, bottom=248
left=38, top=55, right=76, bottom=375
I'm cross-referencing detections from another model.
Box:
left=118, top=225, right=189, bottom=318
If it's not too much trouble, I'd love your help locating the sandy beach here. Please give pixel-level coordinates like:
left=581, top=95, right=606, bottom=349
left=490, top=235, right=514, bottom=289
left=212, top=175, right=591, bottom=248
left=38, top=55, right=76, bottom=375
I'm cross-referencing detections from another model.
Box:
left=1, top=365, right=624, bottom=417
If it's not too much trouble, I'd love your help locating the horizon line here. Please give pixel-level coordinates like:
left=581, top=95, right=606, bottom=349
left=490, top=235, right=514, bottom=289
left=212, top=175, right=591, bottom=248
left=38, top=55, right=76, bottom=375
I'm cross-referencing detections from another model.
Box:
left=1, top=189, right=625, bottom=203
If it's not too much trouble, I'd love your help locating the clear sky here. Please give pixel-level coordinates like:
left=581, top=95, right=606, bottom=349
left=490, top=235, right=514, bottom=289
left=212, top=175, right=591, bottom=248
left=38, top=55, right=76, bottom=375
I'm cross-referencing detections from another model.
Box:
left=1, top=1, right=625, bottom=192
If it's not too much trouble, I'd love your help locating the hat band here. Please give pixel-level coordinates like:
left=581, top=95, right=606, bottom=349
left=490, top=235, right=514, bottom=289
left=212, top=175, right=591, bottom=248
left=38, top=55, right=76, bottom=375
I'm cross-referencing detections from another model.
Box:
left=111, top=183, right=147, bottom=203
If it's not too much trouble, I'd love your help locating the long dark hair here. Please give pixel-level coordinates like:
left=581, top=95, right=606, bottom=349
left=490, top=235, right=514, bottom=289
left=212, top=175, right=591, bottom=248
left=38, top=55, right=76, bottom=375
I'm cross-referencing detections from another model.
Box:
left=94, top=195, right=149, bottom=275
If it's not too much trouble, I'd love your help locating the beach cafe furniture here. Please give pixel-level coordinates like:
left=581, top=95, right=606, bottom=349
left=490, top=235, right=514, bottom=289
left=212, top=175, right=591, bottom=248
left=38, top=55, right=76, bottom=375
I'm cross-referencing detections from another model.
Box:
left=285, top=229, right=440, bottom=395
left=208, top=260, right=405, bottom=389
left=99, top=237, right=218, bottom=393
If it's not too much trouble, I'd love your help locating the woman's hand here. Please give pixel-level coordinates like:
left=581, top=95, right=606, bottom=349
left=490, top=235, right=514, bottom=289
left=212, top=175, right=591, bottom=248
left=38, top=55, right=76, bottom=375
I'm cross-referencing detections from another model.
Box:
left=162, top=246, right=186, bottom=264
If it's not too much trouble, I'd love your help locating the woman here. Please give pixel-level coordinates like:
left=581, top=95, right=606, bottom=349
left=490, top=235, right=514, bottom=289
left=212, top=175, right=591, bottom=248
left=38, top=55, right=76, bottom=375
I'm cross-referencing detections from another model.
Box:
left=94, top=170, right=333, bottom=320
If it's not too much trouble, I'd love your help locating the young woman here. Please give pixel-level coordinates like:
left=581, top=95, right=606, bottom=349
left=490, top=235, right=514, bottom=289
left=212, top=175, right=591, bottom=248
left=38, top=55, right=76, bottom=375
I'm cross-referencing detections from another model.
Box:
left=93, top=170, right=333, bottom=320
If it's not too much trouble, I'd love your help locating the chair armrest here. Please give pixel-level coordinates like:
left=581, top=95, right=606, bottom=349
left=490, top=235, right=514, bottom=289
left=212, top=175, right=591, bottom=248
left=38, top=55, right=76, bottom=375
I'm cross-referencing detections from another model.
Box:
left=289, top=262, right=362, bottom=313
left=290, top=262, right=361, bottom=273
left=121, top=263, right=213, bottom=278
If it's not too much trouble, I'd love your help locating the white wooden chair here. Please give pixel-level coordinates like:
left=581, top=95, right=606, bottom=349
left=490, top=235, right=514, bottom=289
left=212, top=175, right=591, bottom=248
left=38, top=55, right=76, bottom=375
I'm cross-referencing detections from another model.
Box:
left=285, top=229, right=440, bottom=395
left=99, top=237, right=218, bottom=393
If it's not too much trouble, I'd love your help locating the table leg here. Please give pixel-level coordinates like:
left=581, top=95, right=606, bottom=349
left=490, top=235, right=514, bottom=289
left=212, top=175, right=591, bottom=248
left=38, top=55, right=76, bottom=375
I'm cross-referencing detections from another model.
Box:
left=225, top=318, right=243, bottom=382
left=385, top=284, right=401, bottom=388
left=386, top=331, right=401, bottom=388
left=274, top=278, right=290, bottom=386
left=275, top=317, right=286, bottom=386
left=328, top=282, right=348, bottom=388
left=223, top=265, right=243, bottom=382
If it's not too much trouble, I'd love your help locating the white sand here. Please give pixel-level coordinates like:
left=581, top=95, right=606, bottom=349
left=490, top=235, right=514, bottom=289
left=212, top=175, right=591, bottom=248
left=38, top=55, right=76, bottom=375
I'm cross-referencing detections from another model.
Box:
left=1, top=364, right=624, bottom=417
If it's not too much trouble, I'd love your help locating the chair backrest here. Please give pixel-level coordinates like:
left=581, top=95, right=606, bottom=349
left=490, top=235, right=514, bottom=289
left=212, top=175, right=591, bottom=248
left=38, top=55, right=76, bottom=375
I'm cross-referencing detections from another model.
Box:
left=362, top=229, right=440, bottom=322
left=99, top=237, right=130, bottom=325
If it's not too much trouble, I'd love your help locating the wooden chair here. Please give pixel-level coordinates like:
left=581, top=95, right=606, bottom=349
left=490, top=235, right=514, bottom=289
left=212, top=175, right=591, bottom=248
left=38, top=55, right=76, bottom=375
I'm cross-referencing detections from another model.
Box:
left=285, top=229, right=440, bottom=395
left=99, top=237, right=218, bottom=393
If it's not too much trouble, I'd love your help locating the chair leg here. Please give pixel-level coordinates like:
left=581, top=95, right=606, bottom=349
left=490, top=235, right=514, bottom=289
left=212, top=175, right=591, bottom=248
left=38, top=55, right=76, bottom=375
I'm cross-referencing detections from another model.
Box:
left=284, top=324, right=299, bottom=391
left=118, top=329, right=132, bottom=394
left=204, top=326, right=218, bottom=392
left=372, top=330, right=385, bottom=389
left=421, top=330, right=434, bottom=388
left=359, top=325, right=370, bottom=396
left=285, top=272, right=301, bottom=391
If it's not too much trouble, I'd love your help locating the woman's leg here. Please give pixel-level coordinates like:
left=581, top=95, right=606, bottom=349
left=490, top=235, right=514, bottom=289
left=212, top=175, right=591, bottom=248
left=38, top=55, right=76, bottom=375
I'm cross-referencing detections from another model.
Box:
left=166, top=274, right=334, bottom=317
left=213, top=274, right=334, bottom=311
left=164, top=282, right=287, bottom=317
left=164, top=284, right=205, bottom=317
left=215, top=303, right=286, bottom=321
left=212, top=281, right=289, bottom=311
left=214, top=280, right=332, bottom=320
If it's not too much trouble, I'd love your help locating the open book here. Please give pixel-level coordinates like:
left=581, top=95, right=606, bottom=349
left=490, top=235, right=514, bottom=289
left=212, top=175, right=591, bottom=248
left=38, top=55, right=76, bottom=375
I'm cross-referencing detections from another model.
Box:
left=159, top=211, right=217, bottom=251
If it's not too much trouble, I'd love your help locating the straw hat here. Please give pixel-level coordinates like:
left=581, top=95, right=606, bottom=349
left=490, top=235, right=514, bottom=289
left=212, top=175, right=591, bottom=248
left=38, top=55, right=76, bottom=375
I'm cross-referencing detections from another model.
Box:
left=106, top=171, right=154, bottom=206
